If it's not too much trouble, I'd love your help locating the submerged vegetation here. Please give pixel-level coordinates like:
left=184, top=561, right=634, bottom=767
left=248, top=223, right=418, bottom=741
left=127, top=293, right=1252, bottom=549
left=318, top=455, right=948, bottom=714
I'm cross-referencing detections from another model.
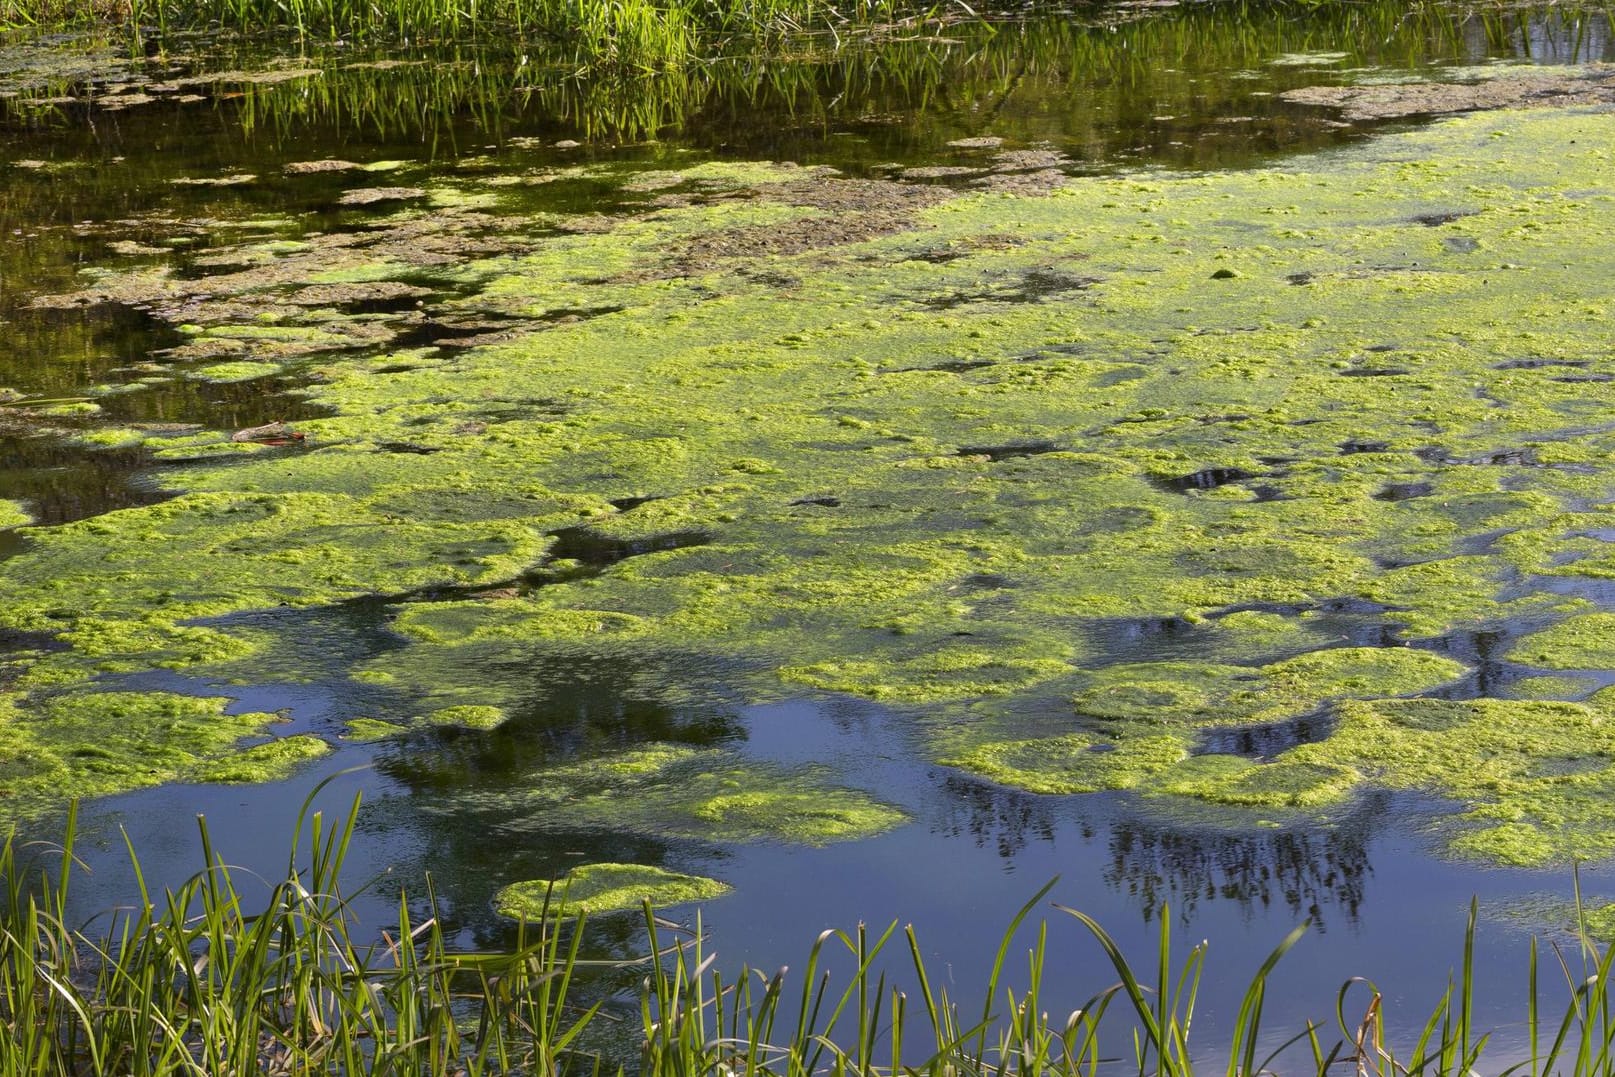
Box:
left=9, top=799, right=1615, bottom=1075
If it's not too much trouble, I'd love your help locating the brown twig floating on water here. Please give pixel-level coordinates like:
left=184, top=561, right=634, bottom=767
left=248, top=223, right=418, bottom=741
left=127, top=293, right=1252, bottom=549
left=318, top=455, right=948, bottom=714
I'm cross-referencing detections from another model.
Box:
left=231, top=419, right=305, bottom=445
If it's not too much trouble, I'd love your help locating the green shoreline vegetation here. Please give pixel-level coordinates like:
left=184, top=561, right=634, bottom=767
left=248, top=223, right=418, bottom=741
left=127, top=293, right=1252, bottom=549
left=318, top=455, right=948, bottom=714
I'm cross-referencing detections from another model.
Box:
left=6, top=800, right=1615, bottom=1075
left=0, top=0, right=954, bottom=71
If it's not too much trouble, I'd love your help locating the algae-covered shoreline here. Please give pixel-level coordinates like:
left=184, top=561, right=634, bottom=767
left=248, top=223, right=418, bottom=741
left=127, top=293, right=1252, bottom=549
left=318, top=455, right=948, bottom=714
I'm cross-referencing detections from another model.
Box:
left=5, top=92, right=1615, bottom=872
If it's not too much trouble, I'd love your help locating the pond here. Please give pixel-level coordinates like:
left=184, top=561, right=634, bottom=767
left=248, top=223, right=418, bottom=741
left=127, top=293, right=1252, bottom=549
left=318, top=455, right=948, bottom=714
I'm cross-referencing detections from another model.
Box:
left=4, top=0, right=1615, bottom=1062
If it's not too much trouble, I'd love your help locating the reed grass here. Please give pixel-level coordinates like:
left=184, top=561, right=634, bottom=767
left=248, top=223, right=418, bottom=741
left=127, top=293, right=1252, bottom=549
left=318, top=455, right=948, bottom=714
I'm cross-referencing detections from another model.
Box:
left=12, top=0, right=1581, bottom=72
left=8, top=789, right=1615, bottom=1075
left=0, top=0, right=935, bottom=68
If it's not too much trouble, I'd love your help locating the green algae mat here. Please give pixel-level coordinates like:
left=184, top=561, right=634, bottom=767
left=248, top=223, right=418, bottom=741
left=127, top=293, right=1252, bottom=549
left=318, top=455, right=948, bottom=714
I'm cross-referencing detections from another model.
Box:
left=6, top=104, right=1615, bottom=870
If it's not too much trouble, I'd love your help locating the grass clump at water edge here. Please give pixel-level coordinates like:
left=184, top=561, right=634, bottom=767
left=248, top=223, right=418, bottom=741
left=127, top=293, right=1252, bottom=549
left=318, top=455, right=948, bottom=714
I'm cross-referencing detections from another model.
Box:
left=8, top=790, right=1615, bottom=1074
left=0, top=0, right=957, bottom=70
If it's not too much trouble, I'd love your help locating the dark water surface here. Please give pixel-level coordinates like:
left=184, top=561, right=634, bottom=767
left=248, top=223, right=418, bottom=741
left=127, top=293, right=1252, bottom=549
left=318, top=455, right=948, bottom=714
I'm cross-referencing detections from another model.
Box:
left=6, top=0, right=1615, bottom=1061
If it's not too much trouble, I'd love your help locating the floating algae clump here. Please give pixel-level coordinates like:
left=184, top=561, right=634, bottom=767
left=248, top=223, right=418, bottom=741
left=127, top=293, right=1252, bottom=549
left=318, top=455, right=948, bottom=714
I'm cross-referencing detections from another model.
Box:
left=943, top=733, right=1189, bottom=794
left=421, top=705, right=508, bottom=730
left=4, top=110, right=1615, bottom=860
left=1266, top=693, right=1615, bottom=865
left=1507, top=674, right=1602, bottom=701
left=449, top=744, right=906, bottom=846
left=1071, top=648, right=1467, bottom=727
left=782, top=642, right=1076, bottom=702
left=495, top=863, right=731, bottom=920
left=1507, top=614, right=1615, bottom=670
left=0, top=501, right=31, bottom=530
left=342, top=717, right=408, bottom=742
left=186, top=735, right=330, bottom=783
left=1152, top=755, right=1360, bottom=809
left=0, top=691, right=284, bottom=808
left=190, top=360, right=284, bottom=383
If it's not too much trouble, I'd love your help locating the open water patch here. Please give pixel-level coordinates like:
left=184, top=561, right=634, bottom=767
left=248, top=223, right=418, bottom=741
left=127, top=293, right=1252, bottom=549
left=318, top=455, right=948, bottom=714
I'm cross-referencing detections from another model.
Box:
left=1195, top=712, right=1338, bottom=759
left=544, top=527, right=715, bottom=568
left=0, top=437, right=169, bottom=525
left=1157, top=466, right=1263, bottom=493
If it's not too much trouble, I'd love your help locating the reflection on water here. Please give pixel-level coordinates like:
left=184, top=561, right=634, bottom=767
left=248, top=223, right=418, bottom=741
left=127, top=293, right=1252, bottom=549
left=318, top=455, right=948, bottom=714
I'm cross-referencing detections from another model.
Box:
left=0, top=437, right=167, bottom=525
left=937, top=773, right=1372, bottom=927
left=1, top=2, right=1610, bottom=530
left=1102, top=805, right=1372, bottom=926
left=34, top=658, right=1614, bottom=1057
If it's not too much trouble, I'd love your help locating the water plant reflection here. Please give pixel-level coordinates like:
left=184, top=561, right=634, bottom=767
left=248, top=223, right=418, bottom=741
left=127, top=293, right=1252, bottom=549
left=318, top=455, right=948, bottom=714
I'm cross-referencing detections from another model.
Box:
left=4, top=2, right=1612, bottom=149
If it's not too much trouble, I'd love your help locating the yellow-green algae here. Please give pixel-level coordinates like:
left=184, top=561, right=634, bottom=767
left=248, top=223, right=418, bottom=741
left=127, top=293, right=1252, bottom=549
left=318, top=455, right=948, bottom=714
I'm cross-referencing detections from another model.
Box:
left=5, top=115, right=1615, bottom=859
left=1153, top=755, right=1359, bottom=809
left=1179, top=692, right=1615, bottom=865
left=185, top=734, right=330, bottom=783
left=1070, top=647, right=1466, bottom=726
left=342, top=717, right=408, bottom=741
left=420, top=705, right=509, bottom=730
left=1507, top=614, right=1615, bottom=670
left=494, top=863, right=731, bottom=920
left=942, top=733, right=1189, bottom=795
left=0, top=691, right=286, bottom=807
left=445, top=744, right=907, bottom=846
left=190, top=360, right=284, bottom=383
left=0, top=501, right=31, bottom=529
left=1507, top=674, right=1602, bottom=700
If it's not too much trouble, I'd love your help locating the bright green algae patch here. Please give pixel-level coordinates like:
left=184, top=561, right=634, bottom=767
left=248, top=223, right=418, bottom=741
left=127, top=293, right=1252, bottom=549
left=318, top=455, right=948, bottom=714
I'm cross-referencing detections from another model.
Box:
left=1507, top=614, right=1615, bottom=670
left=1070, top=648, right=1467, bottom=727
left=342, top=717, right=408, bottom=742
left=0, top=691, right=293, bottom=807
left=186, top=734, right=331, bottom=783
left=0, top=501, right=31, bottom=529
left=421, top=705, right=509, bottom=730
left=7, top=115, right=1615, bottom=859
left=946, top=646, right=1465, bottom=795
left=495, top=864, right=731, bottom=920
left=943, top=733, right=1189, bottom=795
left=444, top=744, right=907, bottom=846
left=1271, top=693, right=1615, bottom=865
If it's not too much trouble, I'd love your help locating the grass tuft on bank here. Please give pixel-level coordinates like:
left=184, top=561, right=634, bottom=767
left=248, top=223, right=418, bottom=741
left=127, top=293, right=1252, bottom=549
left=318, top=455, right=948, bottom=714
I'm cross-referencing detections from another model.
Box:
left=8, top=789, right=1615, bottom=1074
left=0, top=0, right=949, bottom=68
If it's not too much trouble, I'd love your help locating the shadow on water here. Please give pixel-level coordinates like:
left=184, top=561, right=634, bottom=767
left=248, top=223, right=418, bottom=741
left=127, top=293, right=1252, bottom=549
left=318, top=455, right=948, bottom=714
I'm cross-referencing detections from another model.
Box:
left=0, top=1, right=1607, bottom=522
